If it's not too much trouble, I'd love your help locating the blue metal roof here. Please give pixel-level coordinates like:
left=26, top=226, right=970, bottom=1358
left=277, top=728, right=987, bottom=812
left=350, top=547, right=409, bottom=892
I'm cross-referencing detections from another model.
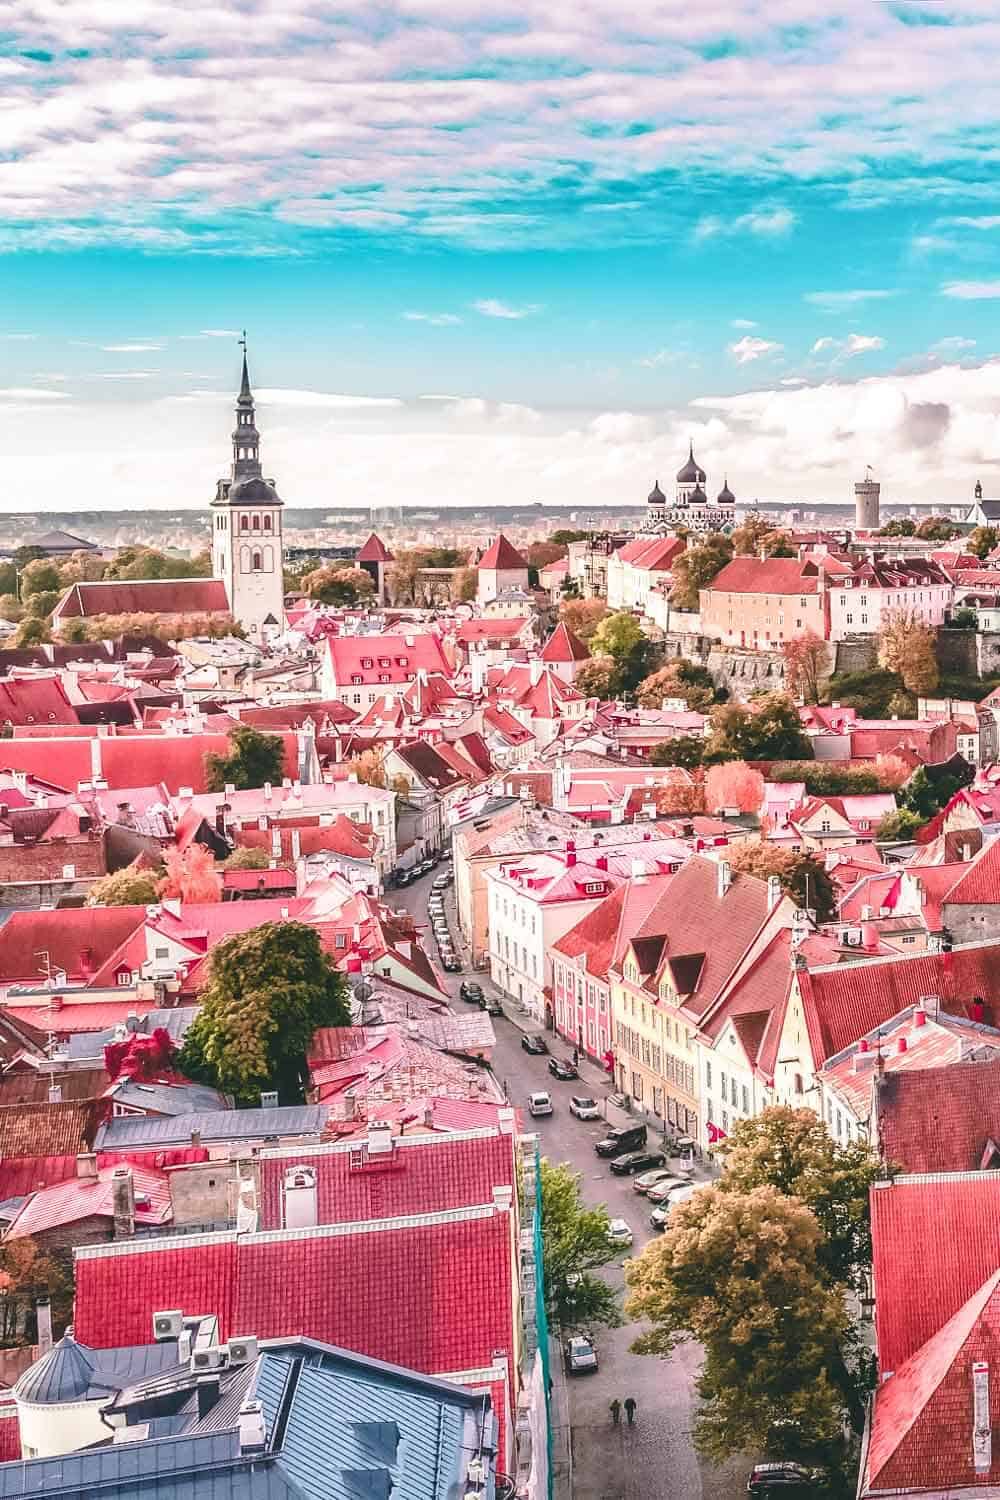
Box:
left=15, top=1336, right=182, bottom=1405
left=94, top=1104, right=327, bottom=1150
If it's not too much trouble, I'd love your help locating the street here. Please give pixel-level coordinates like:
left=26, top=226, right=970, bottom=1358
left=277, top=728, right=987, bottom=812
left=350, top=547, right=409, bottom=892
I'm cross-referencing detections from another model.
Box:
left=392, top=866, right=749, bottom=1500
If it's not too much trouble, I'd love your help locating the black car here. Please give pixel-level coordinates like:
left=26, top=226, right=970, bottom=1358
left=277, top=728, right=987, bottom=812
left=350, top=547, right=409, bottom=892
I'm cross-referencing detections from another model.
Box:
left=460, top=981, right=483, bottom=1004
left=609, top=1149, right=666, bottom=1176
left=396, top=870, right=413, bottom=887
left=441, top=955, right=461, bottom=973
left=747, top=1462, right=824, bottom=1495
left=479, top=996, right=504, bottom=1017
left=521, top=1034, right=549, bottom=1055
left=594, top=1123, right=647, bottom=1158
left=548, top=1057, right=578, bottom=1081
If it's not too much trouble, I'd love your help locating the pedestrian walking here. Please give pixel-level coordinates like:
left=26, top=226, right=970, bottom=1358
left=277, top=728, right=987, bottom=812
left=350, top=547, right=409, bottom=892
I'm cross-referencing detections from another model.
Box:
left=624, top=1397, right=637, bottom=1426
left=609, top=1398, right=621, bottom=1426
left=572, top=1047, right=579, bottom=1066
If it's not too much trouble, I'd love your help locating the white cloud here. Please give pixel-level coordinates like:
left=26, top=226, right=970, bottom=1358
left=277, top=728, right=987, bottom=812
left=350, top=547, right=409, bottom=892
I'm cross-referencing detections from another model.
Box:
left=936, top=336, right=977, bottom=352
left=472, top=299, right=538, bottom=320
left=0, top=333, right=36, bottom=341
left=942, top=281, right=1000, bottom=299
left=731, top=319, right=758, bottom=330
left=100, top=342, right=164, bottom=352
left=805, top=290, right=895, bottom=310
left=812, top=337, right=837, bottom=353
left=812, top=332, right=885, bottom=361
left=637, top=348, right=677, bottom=368
left=253, top=388, right=403, bottom=409
left=403, top=311, right=461, bottom=326
left=198, top=329, right=241, bottom=338
left=696, top=207, right=795, bottom=242
left=729, top=336, right=783, bottom=364
left=945, top=216, right=1000, bottom=230
left=0, top=387, right=68, bottom=399
left=90, top=370, right=157, bottom=379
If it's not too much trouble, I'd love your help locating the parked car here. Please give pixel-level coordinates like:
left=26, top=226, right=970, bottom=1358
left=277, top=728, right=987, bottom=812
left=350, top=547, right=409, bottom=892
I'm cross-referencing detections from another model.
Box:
left=606, top=1218, right=634, bottom=1248
left=609, top=1149, right=665, bottom=1176
left=645, top=1175, right=695, bottom=1204
left=547, top=1057, right=578, bottom=1081
left=396, top=870, right=413, bottom=887
left=479, top=995, right=504, bottom=1017
left=528, top=1091, right=553, bottom=1117
left=563, top=1334, right=598, bottom=1376
left=569, top=1096, right=601, bottom=1120
left=595, top=1123, right=647, bottom=1158
left=634, top=1167, right=683, bottom=1196
left=432, top=875, right=448, bottom=892
left=521, top=1034, right=549, bottom=1055
left=441, top=955, right=461, bottom=973
left=747, top=1462, right=824, bottom=1495
left=649, top=1184, right=699, bottom=1228
left=428, top=901, right=444, bottom=916
left=460, top=982, right=483, bottom=1003
left=419, top=859, right=435, bottom=876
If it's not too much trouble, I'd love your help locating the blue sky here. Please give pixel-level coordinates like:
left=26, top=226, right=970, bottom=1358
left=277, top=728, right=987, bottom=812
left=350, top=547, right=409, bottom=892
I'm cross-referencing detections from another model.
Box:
left=2, top=1, right=1000, bottom=512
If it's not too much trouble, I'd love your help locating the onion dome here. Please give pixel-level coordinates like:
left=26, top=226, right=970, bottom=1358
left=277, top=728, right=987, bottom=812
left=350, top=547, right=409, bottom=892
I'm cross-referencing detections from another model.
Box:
left=717, top=476, right=736, bottom=505
left=688, top=484, right=708, bottom=504
left=228, top=476, right=282, bottom=506
left=647, top=480, right=666, bottom=506
left=676, top=442, right=706, bottom=485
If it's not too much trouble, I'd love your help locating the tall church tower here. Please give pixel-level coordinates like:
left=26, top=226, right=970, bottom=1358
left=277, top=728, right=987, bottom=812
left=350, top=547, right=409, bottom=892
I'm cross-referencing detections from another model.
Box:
left=211, top=340, right=285, bottom=642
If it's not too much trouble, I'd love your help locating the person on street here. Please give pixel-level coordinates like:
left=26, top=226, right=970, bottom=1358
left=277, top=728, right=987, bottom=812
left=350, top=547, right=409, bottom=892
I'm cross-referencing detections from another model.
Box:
left=610, top=1398, right=621, bottom=1426
left=624, top=1397, right=637, bottom=1426
left=572, top=1047, right=579, bottom=1066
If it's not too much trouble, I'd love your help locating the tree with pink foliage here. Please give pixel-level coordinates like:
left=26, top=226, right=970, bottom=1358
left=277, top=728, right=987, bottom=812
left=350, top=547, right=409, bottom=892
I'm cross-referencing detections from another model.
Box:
left=705, top=761, right=765, bottom=815
left=159, top=843, right=222, bottom=904
left=874, top=753, right=911, bottom=791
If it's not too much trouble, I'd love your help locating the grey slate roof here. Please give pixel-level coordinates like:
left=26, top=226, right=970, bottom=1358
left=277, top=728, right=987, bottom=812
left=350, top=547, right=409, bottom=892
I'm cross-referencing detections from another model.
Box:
left=15, top=1335, right=182, bottom=1405
left=95, top=1104, right=328, bottom=1151
left=109, top=1079, right=229, bottom=1117
left=63, top=1007, right=199, bottom=1061
left=0, top=1432, right=298, bottom=1498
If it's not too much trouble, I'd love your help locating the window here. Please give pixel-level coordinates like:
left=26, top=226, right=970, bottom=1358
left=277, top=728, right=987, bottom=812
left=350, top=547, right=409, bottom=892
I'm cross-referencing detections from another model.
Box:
left=742, top=1084, right=749, bottom=1114
left=720, top=1071, right=727, bottom=1099
left=794, top=1073, right=804, bottom=1095
left=252, top=514, right=261, bottom=530
left=252, top=551, right=262, bottom=571
left=154, top=946, right=169, bottom=960
left=263, top=514, right=272, bottom=531
left=240, top=515, right=249, bottom=531
left=705, top=1061, right=712, bottom=1091
left=335, top=933, right=346, bottom=948
left=731, top=1077, right=738, bottom=1107
left=362, top=658, right=373, bottom=669
left=117, top=970, right=132, bottom=986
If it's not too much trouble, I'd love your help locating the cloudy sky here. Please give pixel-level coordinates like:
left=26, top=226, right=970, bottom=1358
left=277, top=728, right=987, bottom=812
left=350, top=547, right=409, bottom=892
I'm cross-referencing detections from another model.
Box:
left=2, top=0, right=1000, bottom=512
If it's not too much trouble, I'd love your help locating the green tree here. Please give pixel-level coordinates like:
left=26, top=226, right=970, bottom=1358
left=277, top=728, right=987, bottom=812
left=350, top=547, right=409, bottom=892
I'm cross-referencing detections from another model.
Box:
left=669, top=533, right=734, bottom=611
left=727, top=839, right=836, bottom=921
left=106, top=546, right=212, bottom=581
left=591, top=611, right=659, bottom=692
left=822, top=668, right=905, bottom=718
left=558, top=597, right=607, bottom=643
left=625, top=1185, right=853, bottom=1462
left=223, top=845, right=272, bottom=871
left=0, top=562, right=16, bottom=596
left=967, top=525, right=998, bottom=560
left=303, top=565, right=375, bottom=607
left=717, top=1107, right=883, bottom=1293
left=637, top=658, right=715, bottom=711
left=12, top=545, right=46, bottom=569
left=914, top=514, right=960, bottom=541
left=0, top=594, right=23, bottom=623
left=877, top=808, right=923, bottom=841
left=18, top=559, right=62, bottom=596
left=25, top=589, right=62, bottom=620
left=87, top=867, right=161, bottom=906
left=876, top=518, right=915, bottom=537
left=177, top=920, right=352, bottom=1105
left=950, top=606, right=977, bottom=630
left=574, top=654, right=622, bottom=699
left=549, top=529, right=590, bottom=545
left=782, top=630, right=829, bottom=704
left=731, top=514, right=777, bottom=556
left=649, top=735, right=705, bottom=769
left=0, top=1236, right=74, bottom=1346
left=705, top=693, right=813, bottom=764
left=13, top=617, right=51, bottom=647
left=540, top=1160, right=622, bottom=1331
left=205, top=725, right=285, bottom=792
left=455, top=566, right=478, bottom=602
left=878, top=611, right=940, bottom=696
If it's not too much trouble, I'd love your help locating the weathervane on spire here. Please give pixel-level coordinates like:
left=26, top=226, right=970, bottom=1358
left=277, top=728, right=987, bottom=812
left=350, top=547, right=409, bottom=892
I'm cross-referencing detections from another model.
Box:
left=238, top=329, right=247, bottom=356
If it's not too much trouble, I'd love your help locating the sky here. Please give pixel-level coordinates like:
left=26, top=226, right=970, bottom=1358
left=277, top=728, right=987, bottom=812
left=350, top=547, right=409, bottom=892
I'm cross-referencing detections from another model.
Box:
left=2, top=1, right=1000, bottom=513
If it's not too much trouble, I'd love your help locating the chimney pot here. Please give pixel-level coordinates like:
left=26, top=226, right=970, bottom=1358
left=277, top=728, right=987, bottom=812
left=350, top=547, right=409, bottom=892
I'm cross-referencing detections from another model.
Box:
left=973, top=998, right=986, bottom=1022
left=897, top=1036, right=908, bottom=1054
left=914, top=1006, right=927, bottom=1028
left=859, top=1037, right=870, bottom=1053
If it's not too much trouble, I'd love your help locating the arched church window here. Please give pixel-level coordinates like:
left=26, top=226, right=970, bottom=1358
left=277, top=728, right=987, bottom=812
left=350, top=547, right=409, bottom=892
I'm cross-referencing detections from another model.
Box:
left=263, top=515, right=272, bottom=531
left=252, top=514, right=261, bottom=531
left=252, top=551, right=262, bottom=572
left=240, top=515, right=249, bottom=532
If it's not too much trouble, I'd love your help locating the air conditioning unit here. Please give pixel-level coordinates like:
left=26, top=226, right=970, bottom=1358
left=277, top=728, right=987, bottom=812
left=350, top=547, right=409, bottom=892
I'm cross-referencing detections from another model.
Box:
left=227, top=1336, right=259, bottom=1368
left=152, top=1309, right=183, bottom=1342
left=191, top=1348, right=223, bottom=1373
left=844, top=929, right=862, bottom=947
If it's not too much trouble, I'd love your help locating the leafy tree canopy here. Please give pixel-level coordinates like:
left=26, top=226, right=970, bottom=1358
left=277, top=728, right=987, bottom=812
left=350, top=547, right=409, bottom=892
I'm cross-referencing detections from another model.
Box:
left=177, top=920, right=352, bottom=1106
left=223, top=845, right=272, bottom=871
left=669, top=533, right=734, bottom=611
left=968, top=525, right=998, bottom=560
left=205, top=725, right=285, bottom=793
left=13, top=617, right=50, bottom=647
left=558, top=597, right=607, bottom=643
left=727, top=838, right=836, bottom=920
left=877, top=808, right=923, bottom=841
left=648, top=735, right=705, bottom=769
left=87, top=867, right=162, bottom=907
left=574, top=654, right=622, bottom=700
left=540, top=1159, right=622, bottom=1332
left=705, top=693, right=813, bottom=764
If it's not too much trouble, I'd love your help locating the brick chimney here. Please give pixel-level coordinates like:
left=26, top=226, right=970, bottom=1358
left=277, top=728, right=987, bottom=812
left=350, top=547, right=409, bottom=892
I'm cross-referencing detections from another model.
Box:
left=112, top=1165, right=135, bottom=1239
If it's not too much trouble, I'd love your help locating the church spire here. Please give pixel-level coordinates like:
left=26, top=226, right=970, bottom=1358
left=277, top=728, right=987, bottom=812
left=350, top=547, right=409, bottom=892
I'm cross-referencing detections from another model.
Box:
left=231, top=332, right=261, bottom=481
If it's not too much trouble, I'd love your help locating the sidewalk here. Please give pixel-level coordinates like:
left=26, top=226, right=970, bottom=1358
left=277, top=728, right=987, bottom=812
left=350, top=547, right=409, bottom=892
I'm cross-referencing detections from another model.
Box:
left=548, top=1333, right=573, bottom=1500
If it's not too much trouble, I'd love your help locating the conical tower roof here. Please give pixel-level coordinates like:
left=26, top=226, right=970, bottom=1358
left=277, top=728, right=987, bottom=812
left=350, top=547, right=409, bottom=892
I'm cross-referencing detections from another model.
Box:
left=15, top=1334, right=99, bottom=1405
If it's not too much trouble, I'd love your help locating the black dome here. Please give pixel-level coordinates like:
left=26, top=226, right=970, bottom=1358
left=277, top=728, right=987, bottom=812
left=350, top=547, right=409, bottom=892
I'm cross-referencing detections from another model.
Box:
left=717, top=479, right=736, bottom=504
left=689, top=484, right=708, bottom=503
left=676, top=443, right=706, bottom=484
left=228, top=476, right=282, bottom=506
left=647, top=480, right=666, bottom=505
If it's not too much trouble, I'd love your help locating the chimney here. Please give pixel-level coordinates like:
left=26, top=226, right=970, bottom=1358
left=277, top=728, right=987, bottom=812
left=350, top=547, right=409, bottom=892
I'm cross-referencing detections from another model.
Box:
left=859, top=1037, right=870, bottom=1053
left=717, top=860, right=731, bottom=899
left=368, top=1120, right=393, bottom=1154
left=861, top=922, right=879, bottom=953
left=190, top=1128, right=202, bottom=1149
left=112, top=1165, right=136, bottom=1239
left=973, top=1362, right=992, bottom=1474
left=224, top=782, right=236, bottom=798
left=566, top=840, right=576, bottom=868
left=914, top=1006, right=927, bottom=1028
left=973, top=998, right=986, bottom=1023
left=35, top=1296, right=53, bottom=1356
left=263, top=782, right=272, bottom=801
left=291, top=828, right=301, bottom=860
left=595, top=854, right=608, bottom=871
left=631, top=859, right=648, bottom=884
left=897, top=1036, right=908, bottom=1055
left=767, top=874, right=782, bottom=912
left=76, top=1151, right=98, bottom=1180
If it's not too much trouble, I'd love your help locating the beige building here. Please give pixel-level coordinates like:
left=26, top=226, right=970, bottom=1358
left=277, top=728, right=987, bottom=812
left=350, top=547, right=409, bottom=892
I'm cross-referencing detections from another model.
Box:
left=700, top=557, right=828, bottom=649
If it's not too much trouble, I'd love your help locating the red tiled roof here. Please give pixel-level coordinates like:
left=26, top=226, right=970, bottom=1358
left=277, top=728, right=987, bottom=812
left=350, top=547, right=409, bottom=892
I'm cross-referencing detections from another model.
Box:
left=797, top=943, right=1000, bottom=1066
left=477, top=534, right=527, bottom=571
left=942, top=836, right=1000, bottom=906
left=0, top=1156, right=80, bottom=1201
left=540, top=623, right=590, bottom=663
left=865, top=1268, right=1000, bottom=1495
left=708, top=558, right=818, bottom=595
left=0, top=677, right=78, bottom=728
left=356, top=532, right=394, bottom=564
left=0, top=905, right=147, bottom=987
left=57, top=578, right=230, bottom=620
left=0, top=1100, right=99, bottom=1157
left=6, top=1162, right=171, bottom=1238
left=326, top=634, right=451, bottom=688
left=455, top=618, right=531, bottom=644
left=870, top=1173, right=1000, bottom=1375
left=877, top=1056, right=1000, bottom=1174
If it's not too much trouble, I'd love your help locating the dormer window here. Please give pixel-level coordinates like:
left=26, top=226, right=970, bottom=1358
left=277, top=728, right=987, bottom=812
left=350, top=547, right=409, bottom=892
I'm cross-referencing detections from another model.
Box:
left=351, top=674, right=363, bottom=685
left=362, top=658, right=373, bottom=669
left=379, top=657, right=390, bottom=668
left=584, top=882, right=604, bottom=894
left=398, top=656, right=408, bottom=667
left=379, top=674, right=390, bottom=683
